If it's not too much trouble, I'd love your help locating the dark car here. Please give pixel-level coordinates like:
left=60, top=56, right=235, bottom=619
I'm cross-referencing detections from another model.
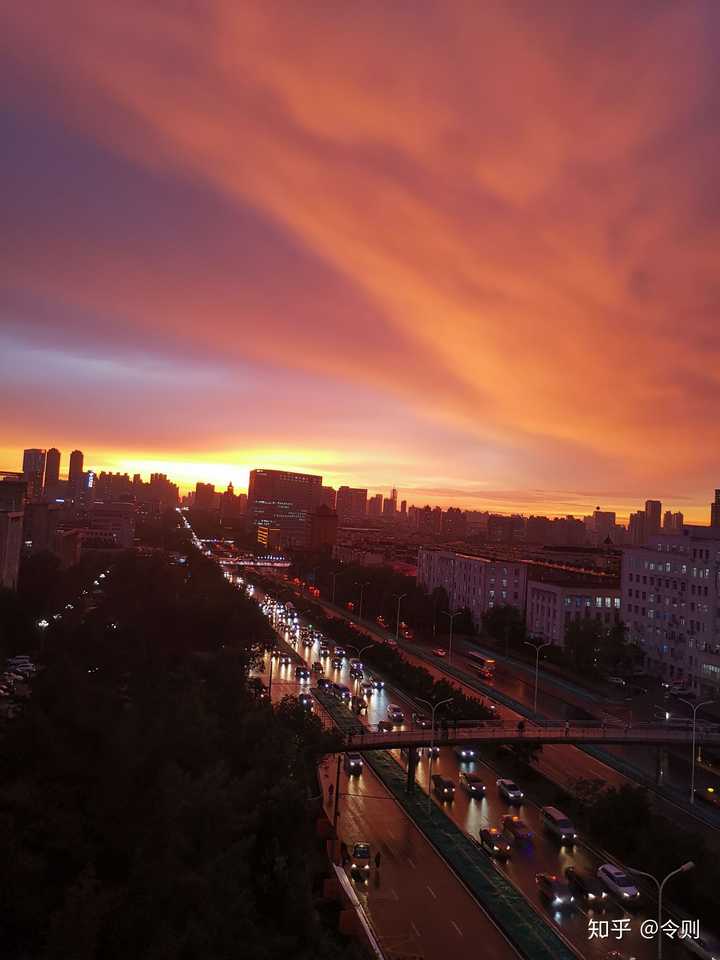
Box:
left=501, top=815, right=533, bottom=841
left=333, top=683, right=351, bottom=702
left=431, top=774, right=455, bottom=801
left=311, top=661, right=324, bottom=673
left=344, top=752, right=364, bottom=775
left=331, top=657, right=344, bottom=669
left=298, top=692, right=314, bottom=711
left=349, top=666, right=364, bottom=680
left=317, top=677, right=333, bottom=691
left=479, top=828, right=512, bottom=859
left=535, top=873, right=575, bottom=908
left=369, top=676, right=385, bottom=690
left=459, top=772, right=486, bottom=797
left=319, top=645, right=331, bottom=657
left=278, top=654, right=292, bottom=666
left=295, top=666, right=310, bottom=683
left=349, top=842, right=371, bottom=882
left=333, top=647, right=346, bottom=658
left=412, top=712, right=432, bottom=730
left=454, top=745, right=477, bottom=762
left=564, top=867, right=608, bottom=906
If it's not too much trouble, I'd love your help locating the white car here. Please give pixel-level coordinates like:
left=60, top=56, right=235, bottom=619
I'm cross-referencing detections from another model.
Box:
left=496, top=778, right=524, bottom=803
left=597, top=863, right=640, bottom=901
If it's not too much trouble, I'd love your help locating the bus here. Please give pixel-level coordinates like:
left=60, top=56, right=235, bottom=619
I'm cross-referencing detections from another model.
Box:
left=466, top=650, right=496, bottom=679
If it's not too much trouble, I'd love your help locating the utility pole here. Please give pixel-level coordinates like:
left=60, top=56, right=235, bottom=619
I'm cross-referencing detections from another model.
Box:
left=332, top=753, right=342, bottom=861
left=628, top=862, right=694, bottom=960
left=416, top=697, right=453, bottom=813
left=524, top=638, right=551, bottom=714
left=678, top=698, right=715, bottom=804
left=442, top=610, right=462, bottom=665
left=394, top=593, right=407, bottom=644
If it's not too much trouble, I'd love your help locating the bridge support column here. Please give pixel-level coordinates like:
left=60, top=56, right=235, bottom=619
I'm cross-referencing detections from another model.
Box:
left=405, top=746, right=418, bottom=795
left=655, top=747, right=669, bottom=786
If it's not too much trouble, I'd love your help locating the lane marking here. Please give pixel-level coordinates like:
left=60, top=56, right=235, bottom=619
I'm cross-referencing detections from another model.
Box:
left=407, top=856, right=416, bottom=869
left=411, top=921, right=421, bottom=938
left=426, top=884, right=437, bottom=899
left=451, top=920, right=464, bottom=937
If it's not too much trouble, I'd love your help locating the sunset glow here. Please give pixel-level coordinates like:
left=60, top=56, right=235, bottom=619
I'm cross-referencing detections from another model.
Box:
left=2, top=1, right=719, bottom=520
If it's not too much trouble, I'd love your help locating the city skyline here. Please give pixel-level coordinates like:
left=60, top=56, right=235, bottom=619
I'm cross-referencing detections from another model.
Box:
left=3, top=3, right=720, bottom=520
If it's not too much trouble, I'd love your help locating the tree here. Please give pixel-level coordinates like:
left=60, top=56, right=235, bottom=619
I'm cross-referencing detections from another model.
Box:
left=481, top=604, right=526, bottom=649
left=564, top=617, right=602, bottom=671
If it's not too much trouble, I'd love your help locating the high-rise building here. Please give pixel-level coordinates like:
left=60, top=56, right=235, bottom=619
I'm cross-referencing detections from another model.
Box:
left=194, top=482, right=216, bottom=510
left=336, top=486, right=367, bottom=521
left=319, top=486, right=337, bottom=510
left=644, top=499, right=662, bottom=536
left=68, top=450, right=84, bottom=497
left=308, top=504, right=338, bottom=550
left=441, top=507, right=467, bottom=539
left=247, top=468, right=323, bottom=547
left=0, top=510, right=24, bottom=590
left=663, top=510, right=684, bottom=532
left=22, top=448, right=46, bottom=500
left=400, top=499, right=407, bottom=517
left=367, top=493, right=383, bottom=518
left=44, top=448, right=61, bottom=490
left=628, top=511, right=646, bottom=546
left=592, top=507, right=616, bottom=543
left=382, top=496, right=395, bottom=517
left=711, top=490, right=720, bottom=528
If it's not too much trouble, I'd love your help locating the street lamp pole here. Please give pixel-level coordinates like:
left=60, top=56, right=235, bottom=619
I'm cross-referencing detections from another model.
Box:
left=330, top=571, right=342, bottom=605
left=678, top=698, right=715, bottom=804
left=394, top=593, right=407, bottom=644
left=356, top=581, right=370, bottom=621
left=416, top=696, right=453, bottom=813
left=442, top=610, right=462, bottom=665
left=627, top=862, right=694, bottom=960
left=524, top=639, right=551, bottom=715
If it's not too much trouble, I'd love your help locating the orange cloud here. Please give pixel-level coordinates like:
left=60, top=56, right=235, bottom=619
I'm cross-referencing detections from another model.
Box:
left=2, top=1, right=719, bottom=516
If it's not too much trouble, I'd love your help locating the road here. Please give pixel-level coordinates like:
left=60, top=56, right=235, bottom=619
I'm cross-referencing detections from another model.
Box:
left=252, top=584, right=692, bottom=960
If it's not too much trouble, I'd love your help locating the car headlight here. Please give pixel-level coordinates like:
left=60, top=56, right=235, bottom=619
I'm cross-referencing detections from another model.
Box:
left=588, top=893, right=595, bottom=900
left=623, top=892, right=630, bottom=898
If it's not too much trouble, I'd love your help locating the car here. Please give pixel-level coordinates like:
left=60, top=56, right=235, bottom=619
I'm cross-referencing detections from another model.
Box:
left=334, top=647, right=346, bottom=658
left=360, top=682, right=374, bottom=696
left=479, top=827, right=512, bottom=858
left=298, top=692, right=314, bottom=711
left=454, top=745, right=477, bottom=762
left=349, top=666, right=364, bottom=680
left=501, top=815, right=533, bottom=841
left=278, top=654, right=292, bottom=666
left=596, top=864, right=640, bottom=901
left=540, top=806, right=577, bottom=844
left=412, top=711, right=432, bottom=730
left=330, top=657, right=344, bottom=669
left=694, top=786, right=720, bottom=809
left=333, top=683, right=352, bottom=702
left=377, top=720, right=394, bottom=732
left=269, top=648, right=282, bottom=659
left=376, top=616, right=388, bottom=628
left=311, top=661, right=324, bottom=673
left=351, top=695, right=368, bottom=714
left=426, top=745, right=440, bottom=757
left=369, top=676, right=385, bottom=690
left=535, top=873, right=575, bottom=908
left=349, top=657, right=363, bottom=668
left=349, top=842, right=371, bottom=881
left=431, top=774, right=455, bottom=801
left=385, top=638, right=397, bottom=648
left=459, top=772, right=485, bottom=797
left=317, top=677, right=333, bottom=691
left=319, top=645, right=331, bottom=657
left=497, top=779, right=524, bottom=803
left=248, top=677, right=268, bottom=700
left=344, top=752, right=364, bottom=775
left=387, top=704, right=405, bottom=724
left=564, top=867, right=608, bottom=905
left=432, top=647, right=447, bottom=657
left=303, top=637, right=315, bottom=648
left=295, top=667, right=311, bottom=682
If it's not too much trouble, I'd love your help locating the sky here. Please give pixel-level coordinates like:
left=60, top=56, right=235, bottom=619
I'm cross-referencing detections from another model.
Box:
left=2, top=1, right=719, bottom=521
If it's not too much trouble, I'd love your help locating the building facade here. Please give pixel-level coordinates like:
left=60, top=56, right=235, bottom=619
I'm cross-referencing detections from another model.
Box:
left=417, top=549, right=528, bottom=625
left=22, top=448, right=46, bottom=500
left=247, top=469, right=323, bottom=547
left=621, top=529, right=720, bottom=695
left=526, top=579, right=621, bottom=645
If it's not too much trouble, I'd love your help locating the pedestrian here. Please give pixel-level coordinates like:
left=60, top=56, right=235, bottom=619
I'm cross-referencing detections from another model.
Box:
left=375, top=851, right=382, bottom=871
left=565, top=721, right=569, bottom=737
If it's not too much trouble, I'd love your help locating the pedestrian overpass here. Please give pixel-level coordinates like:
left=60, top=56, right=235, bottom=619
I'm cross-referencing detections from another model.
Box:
left=335, top=719, right=720, bottom=752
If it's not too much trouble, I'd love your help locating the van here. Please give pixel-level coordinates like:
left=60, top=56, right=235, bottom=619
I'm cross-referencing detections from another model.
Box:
left=540, top=806, right=577, bottom=844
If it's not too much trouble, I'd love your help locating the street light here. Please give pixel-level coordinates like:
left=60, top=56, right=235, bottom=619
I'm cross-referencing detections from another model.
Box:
left=627, top=861, right=694, bottom=960
left=355, top=581, right=370, bottom=620
left=416, top=696, right=453, bottom=813
left=524, top=638, right=551, bottom=714
left=394, top=593, right=407, bottom=645
left=442, top=610, right=462, bottom=665
left=677, top=698, right=716, bottom=804
left=329, top=571, right=343, bottom=605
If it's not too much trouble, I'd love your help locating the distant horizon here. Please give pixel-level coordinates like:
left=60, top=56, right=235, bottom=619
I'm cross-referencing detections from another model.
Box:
left=4, top=445, right=711, bottom=526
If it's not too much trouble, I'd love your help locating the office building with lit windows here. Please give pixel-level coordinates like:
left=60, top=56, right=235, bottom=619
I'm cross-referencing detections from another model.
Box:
left=621, top=528, right=720, bottom=695
left=247, top=468, right=323, bottom=547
